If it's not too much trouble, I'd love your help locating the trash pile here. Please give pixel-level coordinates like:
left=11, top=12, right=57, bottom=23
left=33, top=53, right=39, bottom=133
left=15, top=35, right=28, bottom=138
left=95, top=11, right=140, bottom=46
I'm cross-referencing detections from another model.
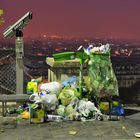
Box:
left=26, top=80, right=104, bottom=123
left=8, top=44, right=125, bottom=123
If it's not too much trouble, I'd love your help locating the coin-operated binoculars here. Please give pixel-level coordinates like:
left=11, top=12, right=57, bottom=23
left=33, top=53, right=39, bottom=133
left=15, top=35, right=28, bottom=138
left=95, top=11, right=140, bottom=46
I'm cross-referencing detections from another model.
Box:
left=3, top=12, right=33, bottom=94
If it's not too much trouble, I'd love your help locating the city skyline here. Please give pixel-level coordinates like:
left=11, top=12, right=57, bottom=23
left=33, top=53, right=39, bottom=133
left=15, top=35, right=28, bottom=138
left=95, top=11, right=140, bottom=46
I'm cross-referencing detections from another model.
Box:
left=0, top=0, right=140, bottom=39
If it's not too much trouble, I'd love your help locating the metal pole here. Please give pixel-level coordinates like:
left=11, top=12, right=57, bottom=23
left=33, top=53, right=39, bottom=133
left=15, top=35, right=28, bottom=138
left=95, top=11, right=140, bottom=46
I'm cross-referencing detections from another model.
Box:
left=15, top=30, right=24, bottom=94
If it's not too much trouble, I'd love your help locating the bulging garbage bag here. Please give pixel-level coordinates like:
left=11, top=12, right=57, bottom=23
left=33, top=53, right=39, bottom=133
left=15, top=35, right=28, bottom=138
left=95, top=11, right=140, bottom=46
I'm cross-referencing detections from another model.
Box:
left=40, top=93, right=58, bottom=111
left=65, top=104, right=74, bottom=116
left=38, top=82, right=62, bottom=95
left=29, top=92, right=58, bottom=111
left=56, top=105, right=65, bottom=117
left=110, top=106, right=125, bottom=116
left=78, top=100, right=103, bottom=120
left=58, top=87, right=80, bottom=106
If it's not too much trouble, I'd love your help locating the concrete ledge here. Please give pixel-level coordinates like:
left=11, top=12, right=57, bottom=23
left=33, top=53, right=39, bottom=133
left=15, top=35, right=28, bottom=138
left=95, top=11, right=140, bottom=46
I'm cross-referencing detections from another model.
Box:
left=0, top=94, right=30, bottom=117
left=0, top=94, right=30, bottom=102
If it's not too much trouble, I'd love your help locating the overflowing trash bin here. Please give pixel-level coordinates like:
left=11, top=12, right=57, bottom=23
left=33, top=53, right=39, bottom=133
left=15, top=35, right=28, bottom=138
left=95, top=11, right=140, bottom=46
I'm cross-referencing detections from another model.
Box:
left=86, top=44, right=119, bottom=98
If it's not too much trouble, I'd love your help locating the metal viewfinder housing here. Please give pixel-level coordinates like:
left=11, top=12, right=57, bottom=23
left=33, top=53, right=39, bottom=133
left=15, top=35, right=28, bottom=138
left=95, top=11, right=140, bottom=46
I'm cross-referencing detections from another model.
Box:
left=3, top=12, right=32, bottom=38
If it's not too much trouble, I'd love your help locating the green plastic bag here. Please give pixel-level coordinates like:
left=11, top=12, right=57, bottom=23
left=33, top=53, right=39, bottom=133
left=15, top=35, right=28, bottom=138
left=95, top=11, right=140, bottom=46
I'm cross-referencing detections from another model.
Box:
left=58, top=87, right=81, bottom=106
left=87, top=50, right=119, bottom=98
left=56, top=105, right=65, bottom=117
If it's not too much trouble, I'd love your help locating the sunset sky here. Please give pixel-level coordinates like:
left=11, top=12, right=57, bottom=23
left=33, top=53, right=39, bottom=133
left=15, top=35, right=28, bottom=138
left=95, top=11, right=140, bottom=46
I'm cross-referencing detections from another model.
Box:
left=0, top=0, right=140, bottom=39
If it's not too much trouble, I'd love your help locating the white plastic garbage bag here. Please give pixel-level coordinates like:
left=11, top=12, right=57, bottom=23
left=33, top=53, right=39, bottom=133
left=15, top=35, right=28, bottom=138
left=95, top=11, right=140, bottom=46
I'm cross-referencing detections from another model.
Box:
left=78, top=100, right=103, bottom=120
left=39, top=82, right=62, bottom=95
left=29, top=92, right=58, bottom=111
left=40, top=93, right=58, bottom=111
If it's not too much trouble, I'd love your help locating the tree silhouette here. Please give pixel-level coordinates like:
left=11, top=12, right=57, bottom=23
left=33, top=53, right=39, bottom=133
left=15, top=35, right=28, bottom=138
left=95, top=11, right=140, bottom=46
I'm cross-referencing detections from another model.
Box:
left=0, top=9, right=5, bottom=25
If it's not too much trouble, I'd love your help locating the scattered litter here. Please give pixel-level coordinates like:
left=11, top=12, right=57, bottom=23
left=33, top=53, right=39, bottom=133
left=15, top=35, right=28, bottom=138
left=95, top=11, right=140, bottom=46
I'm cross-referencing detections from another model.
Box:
left=29, top=104, right=45, bottom=123
left=134, top=132, right=140, bottom=138
left=27, top=81, right=38, bottom=95
left=69, top=130, right=77, bottom=135
left=46, top=114, right=63, bottom=122
left=122, top=126, right=126, bottom=130
left=21, top=111, right=30, bottom=119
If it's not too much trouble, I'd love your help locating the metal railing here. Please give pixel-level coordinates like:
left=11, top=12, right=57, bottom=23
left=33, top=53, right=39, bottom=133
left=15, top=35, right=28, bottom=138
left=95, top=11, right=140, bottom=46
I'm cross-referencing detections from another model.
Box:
left=0, top=49, right=48, bottom=94
left=0, top=51, right=16, bottom=94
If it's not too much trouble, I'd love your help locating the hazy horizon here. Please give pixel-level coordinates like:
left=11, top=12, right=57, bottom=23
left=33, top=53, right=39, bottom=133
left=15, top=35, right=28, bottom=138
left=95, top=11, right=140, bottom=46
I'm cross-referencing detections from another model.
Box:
left=1, top=0, right=140, bottom=39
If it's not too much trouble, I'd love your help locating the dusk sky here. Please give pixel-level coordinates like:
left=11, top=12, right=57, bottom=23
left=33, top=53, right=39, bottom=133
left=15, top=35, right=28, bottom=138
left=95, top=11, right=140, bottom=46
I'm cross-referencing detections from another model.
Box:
left=0, top=0, right=140, bottom=39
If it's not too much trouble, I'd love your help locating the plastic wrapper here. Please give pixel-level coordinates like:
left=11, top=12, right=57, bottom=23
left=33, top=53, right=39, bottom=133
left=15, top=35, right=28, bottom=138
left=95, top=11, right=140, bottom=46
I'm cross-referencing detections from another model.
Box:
left=29, top=92, right=42, bottom=103
left=110, top=106, right=125, bottom=116
left=27, top=81, right=38, bottom=95
left=21, top=111, right=30, bottom=119
left=29, top=104, right=45, bottom=123
left=62, top=76, right=77, bottom=88
left=47, top=114, right=63, bottom=122
left=99, top=102, right=109, bottom=113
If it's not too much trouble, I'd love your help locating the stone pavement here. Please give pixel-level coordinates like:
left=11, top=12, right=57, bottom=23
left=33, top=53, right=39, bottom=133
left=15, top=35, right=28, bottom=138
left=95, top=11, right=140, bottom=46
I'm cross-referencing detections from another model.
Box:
left=0, top=107, right=140, bottom=140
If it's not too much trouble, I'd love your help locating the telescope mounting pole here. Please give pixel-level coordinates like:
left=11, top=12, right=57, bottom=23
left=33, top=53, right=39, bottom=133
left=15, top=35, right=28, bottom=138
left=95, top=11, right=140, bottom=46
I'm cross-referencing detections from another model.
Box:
left=15, top=30, right=24, bottom=94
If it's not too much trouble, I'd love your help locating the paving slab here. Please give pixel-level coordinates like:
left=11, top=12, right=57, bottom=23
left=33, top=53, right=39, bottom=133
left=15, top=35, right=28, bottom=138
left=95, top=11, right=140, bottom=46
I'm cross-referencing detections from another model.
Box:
left=0, top=107, right=139, bottom=140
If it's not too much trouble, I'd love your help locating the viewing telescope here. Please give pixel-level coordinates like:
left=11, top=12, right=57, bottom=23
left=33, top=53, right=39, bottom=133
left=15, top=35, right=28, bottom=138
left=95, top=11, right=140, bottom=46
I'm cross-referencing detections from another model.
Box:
left=3, top=12, right=32, bottom=38
left=3, top=11, right=33, bottom=95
